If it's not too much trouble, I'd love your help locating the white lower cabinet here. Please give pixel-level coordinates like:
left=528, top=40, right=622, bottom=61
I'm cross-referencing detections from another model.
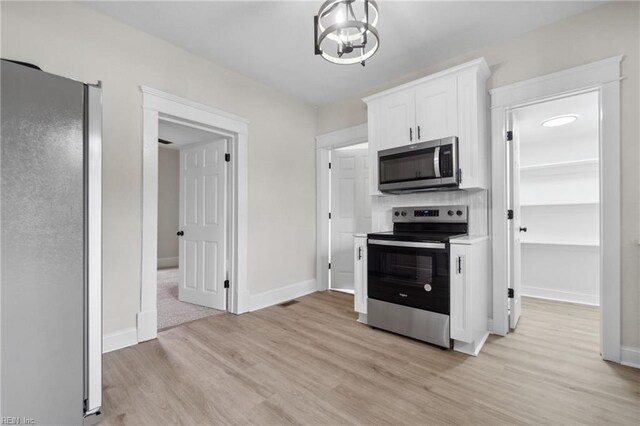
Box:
left=353, top=235, right=368, bottom=322
left=450, top=237, right=491, bottom=356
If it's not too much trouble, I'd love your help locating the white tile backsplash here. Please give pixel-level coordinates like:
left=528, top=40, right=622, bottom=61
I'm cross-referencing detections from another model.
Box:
left=372, top=189, right=488, bottom=235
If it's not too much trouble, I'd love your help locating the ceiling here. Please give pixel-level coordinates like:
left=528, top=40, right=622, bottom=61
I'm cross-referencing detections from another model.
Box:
left=86, top=1, right=603, bottom=106
left=159, top=120, right=224, bottom=149
left=513, top=91, right=599, bottom=147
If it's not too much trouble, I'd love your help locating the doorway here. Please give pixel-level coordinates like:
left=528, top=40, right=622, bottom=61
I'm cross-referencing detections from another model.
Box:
left=506, top=91, right=600, bottom=339
left=156, top=120, right=229, bottom=331
left=315, top=123, right=369, bottom=292
left=329, top=142, right=372, bottom=293
left=490, top=56, right=622, bottom=362
left=138, top=86, right=249, bottom=343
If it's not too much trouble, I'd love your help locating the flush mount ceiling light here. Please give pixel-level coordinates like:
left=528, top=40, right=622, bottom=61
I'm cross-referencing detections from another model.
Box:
left=540, top=114, right=579, bottom=127
left=314, top=0, right=379, bottom=66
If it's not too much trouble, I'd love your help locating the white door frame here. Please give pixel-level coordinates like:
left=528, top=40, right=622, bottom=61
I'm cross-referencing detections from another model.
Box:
left=490, top=56, right=622, bottom=362
left=315, top=124, right=368, bottom=291
left=138, top=86, right=249, bottom=342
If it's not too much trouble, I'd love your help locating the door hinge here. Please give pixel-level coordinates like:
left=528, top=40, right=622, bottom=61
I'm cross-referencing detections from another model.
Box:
left=508, top=288, right=514, bottom=298
left=328, top=263, right=331, bottom=270
left=328, top=212, right=331, bottom=219
left=328, top=162, right=332, bottom=169
left=507, top=209, right=514, bottom=220
left=224, top=280, right=229, bottom=289
left=225, top=153, right=231, bottom=162
left=506, top=131, right=513, bottom=141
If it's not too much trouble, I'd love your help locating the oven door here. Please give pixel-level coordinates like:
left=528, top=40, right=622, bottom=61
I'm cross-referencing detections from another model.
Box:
left=367, top=239, right=450, bottom=314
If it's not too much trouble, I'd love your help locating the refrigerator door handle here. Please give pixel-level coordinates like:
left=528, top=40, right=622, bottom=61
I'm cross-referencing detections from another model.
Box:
left=85, top=83, right=102, bottom=415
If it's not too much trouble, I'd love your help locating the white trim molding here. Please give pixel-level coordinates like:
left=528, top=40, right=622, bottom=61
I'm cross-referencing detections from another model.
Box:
left=316, top=123, right=368, bottom=149
left=248, top=279, right=317, bottom=312
left=157, top=257, right=178, bottom=268
left=315, top=124, right=368, bottom=291
left=620, top=346, right=640, bottom=369
left=363, top=58, right=490, bottom=103
left=139, top=87, right=249, bottom=344
left=521, top=288, right=599, bottom=307
left=103, top=327, right=138, bottom=353
left=490, top=56, right=622, bottom=363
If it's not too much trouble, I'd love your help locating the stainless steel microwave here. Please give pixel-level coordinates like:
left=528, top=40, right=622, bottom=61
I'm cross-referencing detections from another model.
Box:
left=378, top=136, right=459, bottom=193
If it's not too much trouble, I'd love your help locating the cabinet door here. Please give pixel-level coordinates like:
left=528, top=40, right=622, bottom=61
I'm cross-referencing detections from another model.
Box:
left=456, top=71, right=487, bottom=189
left=450, top=244, right=472, bottom=342
left=353, top=236, right=367, bottom=314
left=378, top=90, right=415, bottom=151
left=367, top=104, right=382, bottom=195
left=415, top=77, right=458, bottom=142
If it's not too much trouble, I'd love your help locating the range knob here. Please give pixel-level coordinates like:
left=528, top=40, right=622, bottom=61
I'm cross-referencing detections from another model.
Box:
left=401, top=211, right=407, bottom=217
left=394, top=211, right=400, bottom=217
left=448, top=210, right=454, bottom=216
left=456, top=210, right=463, bottom=216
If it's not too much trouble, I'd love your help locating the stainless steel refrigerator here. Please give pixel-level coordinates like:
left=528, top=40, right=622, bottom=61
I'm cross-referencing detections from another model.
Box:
left=1, top=59, right=102, bottom=424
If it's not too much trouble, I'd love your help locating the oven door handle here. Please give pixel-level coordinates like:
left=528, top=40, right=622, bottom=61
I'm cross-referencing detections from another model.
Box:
left=368, top=239, right=446, bottom=250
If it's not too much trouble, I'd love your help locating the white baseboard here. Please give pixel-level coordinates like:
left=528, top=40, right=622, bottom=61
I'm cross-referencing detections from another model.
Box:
left=249, top=279, right=317, bottom=312
left=621, top=346, right=640, bottom=369
left=103, top=327, right=138, bottom=353
left=158, top=257, right=178, bottom=268
left=454, top=332, right=490, bottom=357
left=522, top=286, right=599, bottom=306
left=137, top=309, right=158, bottom=343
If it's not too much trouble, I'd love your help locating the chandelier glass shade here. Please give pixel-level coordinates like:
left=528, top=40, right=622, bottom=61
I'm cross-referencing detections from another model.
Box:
left=314, top=0, right=379, bottom=66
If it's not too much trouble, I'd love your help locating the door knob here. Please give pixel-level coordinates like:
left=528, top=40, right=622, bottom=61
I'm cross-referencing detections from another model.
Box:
left=519, top=227, right=527, bottom=233
left=177, top=231, right=184, bottom=236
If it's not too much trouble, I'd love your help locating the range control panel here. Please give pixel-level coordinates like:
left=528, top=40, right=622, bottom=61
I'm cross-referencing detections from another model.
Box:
left=392, top=205, right=468, bottom=223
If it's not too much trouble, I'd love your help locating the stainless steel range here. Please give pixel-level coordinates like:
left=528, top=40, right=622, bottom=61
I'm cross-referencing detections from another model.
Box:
left=367, top=205, right=468, bottom=348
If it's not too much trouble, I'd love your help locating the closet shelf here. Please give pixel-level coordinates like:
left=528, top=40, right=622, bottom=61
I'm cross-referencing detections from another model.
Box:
left=520, top=158, right=598, bottom=172
left=521, top=240, right=599, bottom=248
left=521, top=201, right=599, bottom=207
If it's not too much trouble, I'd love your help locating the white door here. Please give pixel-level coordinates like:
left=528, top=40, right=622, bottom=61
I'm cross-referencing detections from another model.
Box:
left=178, top=139, right=227, bottom=310
left=415, top=77, right=458, bottom=142
left=330, top=146, right=371, bottom=291
left=379, top=90, right=415, bottom=150
left=509, top=127, right=523, bottom=329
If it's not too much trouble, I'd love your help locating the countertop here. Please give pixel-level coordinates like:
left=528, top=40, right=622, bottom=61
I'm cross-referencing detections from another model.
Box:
left=449, top=235, right=490, bottom=245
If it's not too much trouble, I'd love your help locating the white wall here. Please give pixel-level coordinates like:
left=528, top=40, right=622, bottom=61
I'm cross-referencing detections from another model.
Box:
left=318, top=2, right=640, bottom=349
left=521, top=244, right=599, bottom=306
left=157, top=147, right=179, bottom=267
left=1, top=1, right=318, bottom=336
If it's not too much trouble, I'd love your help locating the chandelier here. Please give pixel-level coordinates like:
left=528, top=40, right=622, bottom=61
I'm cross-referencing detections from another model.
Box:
left=314, top=0, right=379, bottom=66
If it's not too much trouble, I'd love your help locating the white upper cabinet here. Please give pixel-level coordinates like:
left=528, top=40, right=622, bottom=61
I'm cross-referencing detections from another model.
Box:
left=415, top=76, right=458, bottom=142
left=364, top=58, right=490, bottom=194
left=378, top=90, right=415, bottom=151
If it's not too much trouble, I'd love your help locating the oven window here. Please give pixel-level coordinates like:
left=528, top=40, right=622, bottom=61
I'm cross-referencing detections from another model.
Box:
left=379, top=148, right=436, bottom=184
left=385, top=252, right=433, bottom=286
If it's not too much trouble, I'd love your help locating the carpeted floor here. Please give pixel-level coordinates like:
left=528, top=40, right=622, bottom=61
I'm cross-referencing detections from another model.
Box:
left=157, top=268, right=225, bottom=331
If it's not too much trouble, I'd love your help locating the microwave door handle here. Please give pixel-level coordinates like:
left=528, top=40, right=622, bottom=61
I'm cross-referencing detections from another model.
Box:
left=433, top=146, right=441, bottom=178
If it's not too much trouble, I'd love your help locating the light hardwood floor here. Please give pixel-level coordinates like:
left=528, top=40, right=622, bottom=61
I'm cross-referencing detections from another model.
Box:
left=103, top=293, right=640, bottom=425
